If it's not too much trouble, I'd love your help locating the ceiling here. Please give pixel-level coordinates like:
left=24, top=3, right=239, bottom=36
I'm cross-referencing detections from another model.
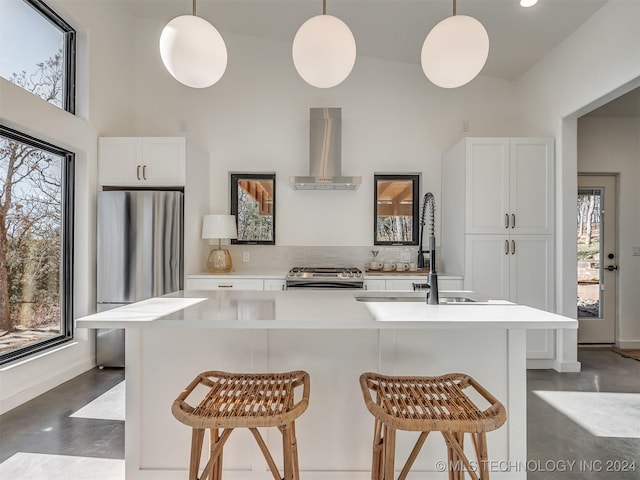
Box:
left=125, top=0, right=608, bottom=81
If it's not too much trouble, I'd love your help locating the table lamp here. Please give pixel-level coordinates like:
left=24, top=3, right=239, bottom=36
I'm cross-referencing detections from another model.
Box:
left=202, top=214, right=237, bottom=273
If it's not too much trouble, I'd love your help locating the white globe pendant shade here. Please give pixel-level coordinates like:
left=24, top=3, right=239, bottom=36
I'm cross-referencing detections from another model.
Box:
left=292, top=14, right=356, bottom=88
left=159, top=15, right=227, bottom=88
left=421, top=15, right=489, bottom=89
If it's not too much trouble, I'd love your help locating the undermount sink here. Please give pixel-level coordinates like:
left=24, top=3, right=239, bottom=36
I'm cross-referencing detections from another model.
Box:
left=354, top=293, right=480, bottom=304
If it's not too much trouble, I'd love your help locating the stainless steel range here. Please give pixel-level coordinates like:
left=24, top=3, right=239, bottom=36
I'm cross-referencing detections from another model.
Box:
left=285, top=267, right=364, bottom=289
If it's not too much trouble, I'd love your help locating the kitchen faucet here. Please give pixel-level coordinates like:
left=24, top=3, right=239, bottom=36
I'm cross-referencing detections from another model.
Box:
left=414, top=192, right=439, bottom=304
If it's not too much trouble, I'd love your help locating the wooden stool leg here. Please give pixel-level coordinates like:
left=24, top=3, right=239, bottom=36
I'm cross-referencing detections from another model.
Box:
left=282, top=423, right=294, bottom=480
left=473, top=433, right=489, bottom=480
left=189, top=428, right=205, bottom=480
left=289, top=421, right=301, bottom=480
left=211, top=428, right=223, bottom=480
left=371, top=418, right=384, bottom=480
left=383, top=424, right=396, bottom=480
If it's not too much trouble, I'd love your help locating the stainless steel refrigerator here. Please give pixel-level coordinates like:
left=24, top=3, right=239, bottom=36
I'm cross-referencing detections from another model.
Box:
left=96, top=190, right=183, bottom=367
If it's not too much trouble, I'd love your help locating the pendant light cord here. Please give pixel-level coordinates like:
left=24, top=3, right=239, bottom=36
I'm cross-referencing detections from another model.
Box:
left=193, top=0, right=197, bottom=16
left=323, top=0, right=327, bottom=15
left=452, top=0, right=456, bottom=16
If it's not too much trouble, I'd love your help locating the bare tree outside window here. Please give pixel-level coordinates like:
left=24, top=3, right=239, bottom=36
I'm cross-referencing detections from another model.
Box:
left=577, top=191, right=602, bottom=318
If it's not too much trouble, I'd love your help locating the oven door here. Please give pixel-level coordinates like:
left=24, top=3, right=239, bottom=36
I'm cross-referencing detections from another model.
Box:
left=286, top=280, right=364, bottom=290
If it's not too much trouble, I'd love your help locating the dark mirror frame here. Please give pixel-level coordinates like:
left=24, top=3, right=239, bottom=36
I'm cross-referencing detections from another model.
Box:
left=374, top=174, right=419, bottom=246
left=230, top=173, right=276, bottom=245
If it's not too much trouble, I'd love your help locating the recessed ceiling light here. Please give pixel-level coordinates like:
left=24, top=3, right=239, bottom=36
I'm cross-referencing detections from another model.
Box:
left=520, top=0, right=538, bottom=7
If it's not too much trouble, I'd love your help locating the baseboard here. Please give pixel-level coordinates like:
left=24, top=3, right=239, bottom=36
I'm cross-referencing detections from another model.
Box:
left=0, top=354, right=95, bottom=415
left=552, top=360, right=582, bottom=372
left=616, top=340, right=640, bottom=349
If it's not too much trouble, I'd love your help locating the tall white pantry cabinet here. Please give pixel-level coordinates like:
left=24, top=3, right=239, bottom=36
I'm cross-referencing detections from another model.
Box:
left=441, top=137, right=556, bottom=363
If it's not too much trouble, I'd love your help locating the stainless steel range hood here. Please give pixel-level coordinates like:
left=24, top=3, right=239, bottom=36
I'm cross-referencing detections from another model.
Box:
left=290, top=108, right=362, bottom=190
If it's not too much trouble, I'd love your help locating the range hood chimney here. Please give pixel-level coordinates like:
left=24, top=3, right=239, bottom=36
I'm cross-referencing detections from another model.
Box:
left=290, top=108, right=362, bottom=190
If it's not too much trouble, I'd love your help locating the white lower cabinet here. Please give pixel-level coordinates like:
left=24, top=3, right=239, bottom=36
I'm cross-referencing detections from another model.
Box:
left=464, top=234, right=555, bottom=359
left=363, top=279, right=385, bottom=291
left=185, top=277, right=264, bottom=291
left=264, top=279, right=286, bottom=291
left=365, top=277, right=463, bottom=292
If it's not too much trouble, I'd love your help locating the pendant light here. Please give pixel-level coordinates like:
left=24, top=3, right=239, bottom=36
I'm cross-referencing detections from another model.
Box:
left=292, top=0, right=356, bottom=88
left=159, top=0, right=227, bottom=88
left=420, top=0, right=489, bottom=89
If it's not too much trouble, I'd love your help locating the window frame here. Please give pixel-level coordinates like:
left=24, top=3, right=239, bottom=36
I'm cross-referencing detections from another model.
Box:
left=16, top=0, right=76, bottom=114
left=230, top=173, right=276, bottom=245
left=0, top=124, right=75, bottom=365
left=373, top=174, right=420, bottom=246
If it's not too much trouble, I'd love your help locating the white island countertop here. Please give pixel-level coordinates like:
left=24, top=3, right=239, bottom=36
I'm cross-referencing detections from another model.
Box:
left=76, top=289, right=577, bottom=330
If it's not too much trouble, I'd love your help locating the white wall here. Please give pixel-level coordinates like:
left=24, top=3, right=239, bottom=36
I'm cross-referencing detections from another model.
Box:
left=578, top=117, right=640, bottom=347
left=514, top=0, right=640, bottom=352
left=0, top=0, right=135, bottom=414
left=130, top=20, right=523, bottom=246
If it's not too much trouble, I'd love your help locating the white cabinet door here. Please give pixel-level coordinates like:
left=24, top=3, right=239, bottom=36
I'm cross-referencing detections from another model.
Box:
left=185, top=278, right=264, bottom=290
left=142, top=137, right=186, bottom=186
left=98, top=137, right=143, bottom=186
left=99, top=137, right=185, bottom=187
left=264, top=279, right=286, bottom=291
left=510, top=138, right=554, bottom=234
left=464, top=235, right=510, bottom=301
left=465, top=138, right=510, bottom=234
left=363, top=279, right=386, bottom=291
left=509, top=235, right=554, bottom=310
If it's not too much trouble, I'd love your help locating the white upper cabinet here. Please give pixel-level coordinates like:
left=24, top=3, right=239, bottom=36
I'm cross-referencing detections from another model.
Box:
left=99, top=137, right=186, bottom=187
left=465, top=137, right=554, bottom=235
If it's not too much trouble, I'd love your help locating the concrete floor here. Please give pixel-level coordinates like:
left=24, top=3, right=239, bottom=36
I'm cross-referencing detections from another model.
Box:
left=0, top=349, right=638, bottom=479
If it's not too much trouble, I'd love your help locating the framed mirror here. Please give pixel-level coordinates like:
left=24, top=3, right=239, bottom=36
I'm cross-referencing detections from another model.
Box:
left=231, top=173, right=275, bottom=245
left=374, top=174, right=419, bottom=245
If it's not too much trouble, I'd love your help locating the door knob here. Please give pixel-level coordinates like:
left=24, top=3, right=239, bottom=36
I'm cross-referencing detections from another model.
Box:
left=606, top=265, right=618, bottom=271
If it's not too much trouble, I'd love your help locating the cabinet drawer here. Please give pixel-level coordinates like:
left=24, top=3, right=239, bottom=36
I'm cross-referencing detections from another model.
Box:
left=385, top=279, right=425, bottom=291
left=264, top=279, right=286, bottom=291
left=363, top=279, right=386, bottom=291
left=185, top=278, right=264, bottom=290
left=439, top=279, right=463, bottom=290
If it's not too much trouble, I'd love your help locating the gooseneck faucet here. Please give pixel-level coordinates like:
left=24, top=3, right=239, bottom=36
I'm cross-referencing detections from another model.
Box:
left=414, top=192, right=439, bottom=304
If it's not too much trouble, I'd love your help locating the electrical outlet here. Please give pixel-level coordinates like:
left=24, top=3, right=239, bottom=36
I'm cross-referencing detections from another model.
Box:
left=633, top=246, right=640, bottom=256
left=243, top=251, right=250, bottom=263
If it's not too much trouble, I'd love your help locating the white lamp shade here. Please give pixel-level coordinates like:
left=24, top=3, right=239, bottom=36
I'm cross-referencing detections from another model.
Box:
left=292, top=14, right=356, bottom=88
left=420, top=14, right=489, bottom=89
left=202, top=215, right=237, bottom=239
left=520, top=0, right=538, bottom=6
left=159, top=15, right=228, bottom=88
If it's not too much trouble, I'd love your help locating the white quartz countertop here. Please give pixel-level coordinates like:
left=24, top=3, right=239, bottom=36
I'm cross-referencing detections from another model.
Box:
left=77, top=290, right=577, bottom=330
left=186, top=271, right=462, bottom=280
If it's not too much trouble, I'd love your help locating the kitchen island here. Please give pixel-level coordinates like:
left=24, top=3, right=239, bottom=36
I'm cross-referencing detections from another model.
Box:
left=77, top=289, right=577, bottom=480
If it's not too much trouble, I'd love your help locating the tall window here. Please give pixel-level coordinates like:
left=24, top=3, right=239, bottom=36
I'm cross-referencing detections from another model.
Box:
left=0, top=0, right=76, bottom=113
left=0, top=126, right=74, bottom=364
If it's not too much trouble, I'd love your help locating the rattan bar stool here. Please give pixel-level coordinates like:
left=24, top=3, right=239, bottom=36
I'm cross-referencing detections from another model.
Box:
left=172, top=370, right=310, bottom=480
left=359, top=372, right=506, bottom=480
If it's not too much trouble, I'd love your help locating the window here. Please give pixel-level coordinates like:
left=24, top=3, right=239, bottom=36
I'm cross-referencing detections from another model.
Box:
left=374, top=174, right=419, bottom=245
left=0, top=0, right=76, bottom=113
left=230, top=174, right=275, bottom=245
left=0, top=125, right=74, bottom=364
